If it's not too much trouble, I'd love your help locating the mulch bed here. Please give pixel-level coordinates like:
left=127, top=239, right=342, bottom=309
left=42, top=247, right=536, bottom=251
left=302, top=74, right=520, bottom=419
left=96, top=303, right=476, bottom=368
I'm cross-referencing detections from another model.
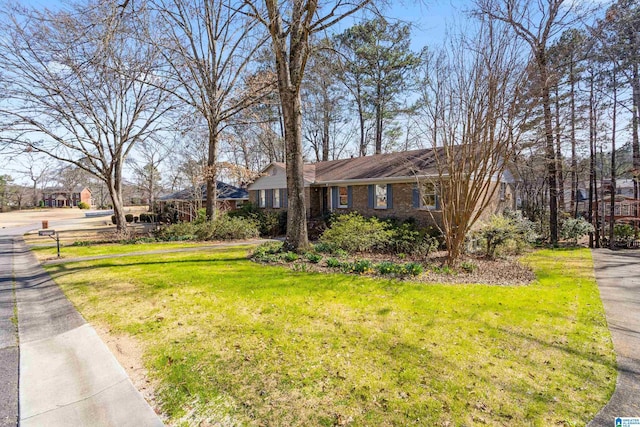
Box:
left=263, top=250, right=536, bottom=286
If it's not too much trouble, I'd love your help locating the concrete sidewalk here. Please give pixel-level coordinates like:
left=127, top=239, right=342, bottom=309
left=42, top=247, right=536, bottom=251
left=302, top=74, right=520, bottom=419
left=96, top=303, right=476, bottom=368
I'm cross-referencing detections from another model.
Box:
left=589, top=249, right=640, bottom=426
left=5, top=234, right=163, bottom=427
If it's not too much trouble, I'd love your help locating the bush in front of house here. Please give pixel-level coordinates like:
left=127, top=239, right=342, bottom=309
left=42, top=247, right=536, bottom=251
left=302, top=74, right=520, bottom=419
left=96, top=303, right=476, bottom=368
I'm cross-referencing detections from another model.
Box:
left=125, top=214, right=134, bottom=223
left=77, top=201, right=90, bottom=209
left=195, top=214, right=260, bottom=240
left=156, top=214, right=259, bottom=241
left=387, top=222, right=440, bottom=256
left=560, top=217, right=595, bottom=246
left=228, top=202, right=285, bottom=237
left=614, top=223, right=634, bottom=245
left=139, top=213, right=158, bottom=223
left=319, top=212, right=393, bottom=253
left=475, top=211, right=537, bottom=258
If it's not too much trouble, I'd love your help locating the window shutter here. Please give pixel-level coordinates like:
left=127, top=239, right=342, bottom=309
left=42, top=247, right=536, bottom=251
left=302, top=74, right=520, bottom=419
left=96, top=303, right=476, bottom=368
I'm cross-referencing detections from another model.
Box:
left=254, top=190, right=260, bottom=205
left=386, top=184, right=393, bottom=209
left=367, top=185, right=374, bottom=208
left=347, top=186, right=353, bottom=208
left=412, top=186, right=420, bottom=208
left=331, top=186, right=338, bottom=210
left=280, top=189, right=287, bottom=208
left=266, top=189, right=273, bottom=208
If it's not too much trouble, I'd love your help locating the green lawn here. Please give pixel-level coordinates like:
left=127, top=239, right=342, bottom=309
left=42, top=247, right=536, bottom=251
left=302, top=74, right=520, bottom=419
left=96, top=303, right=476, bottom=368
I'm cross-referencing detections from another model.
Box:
left=43, top=247, right=615, bottom=426
left=29, top=241, right=237, bottom=261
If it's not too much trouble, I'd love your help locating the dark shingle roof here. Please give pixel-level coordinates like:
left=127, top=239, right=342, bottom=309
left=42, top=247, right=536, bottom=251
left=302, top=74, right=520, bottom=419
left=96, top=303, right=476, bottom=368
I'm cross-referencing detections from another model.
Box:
left=309, top=148, right=442, bottom=182
left=159, top=182, right=248, bottom=201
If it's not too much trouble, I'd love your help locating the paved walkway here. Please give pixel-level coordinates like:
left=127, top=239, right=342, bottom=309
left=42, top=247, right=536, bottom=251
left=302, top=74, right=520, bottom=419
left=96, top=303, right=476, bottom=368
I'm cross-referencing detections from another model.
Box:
left=589, top=249, right=640, bottom=426
left=0, top=222, right=163, bottom=426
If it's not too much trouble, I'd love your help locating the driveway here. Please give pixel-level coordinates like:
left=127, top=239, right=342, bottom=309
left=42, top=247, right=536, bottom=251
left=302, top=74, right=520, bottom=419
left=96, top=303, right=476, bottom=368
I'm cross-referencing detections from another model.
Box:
left=589, top=249, right=640, bottom=426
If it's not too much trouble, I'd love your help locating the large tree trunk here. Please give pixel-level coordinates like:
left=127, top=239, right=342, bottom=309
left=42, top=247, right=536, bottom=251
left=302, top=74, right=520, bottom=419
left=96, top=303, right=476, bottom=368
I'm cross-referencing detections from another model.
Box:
left=570, top=60, right=578, bottom=217
left=540, top=59, right=559, bottom=245
left=632, top=60, right=640, bottom=224
left=281, top=87, right=310, bottom=251
left=108, top=176, right=127, bottom=234
left=205, top=126, right=218, bottom=220
left=554, top=85, right=564, bottom=212
left=322, top=93, right=330, bottom=161
left=374, top=84, right=383, bottom=154
left=609, top=66, right=618, bottom=249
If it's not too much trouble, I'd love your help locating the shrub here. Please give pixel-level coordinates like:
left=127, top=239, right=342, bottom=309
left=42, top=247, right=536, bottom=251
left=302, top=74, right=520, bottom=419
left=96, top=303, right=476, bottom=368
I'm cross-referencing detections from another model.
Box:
left=476, top=211, right=538, bottom=258
left=319, top=213, right=393, bottom=253
left=195, top=215, right=260, bottom=241
left=228, top=203, right=285, bottom=237
left=77, top=201, right=90, bottom=209
left=125, top=214, right=134, bottom=223
left=139, top=213, right=158, bottom=223
left=156, top=214, right=259, bottom=241
left=560, top=217, right=595, bottom=246
left=614, top=223, right=634, bottom=244
left=111, top=215, right=116, bottom=225
left=389, top=223, right=440, bottom=256
left=314, top=242, right=336, bottom=253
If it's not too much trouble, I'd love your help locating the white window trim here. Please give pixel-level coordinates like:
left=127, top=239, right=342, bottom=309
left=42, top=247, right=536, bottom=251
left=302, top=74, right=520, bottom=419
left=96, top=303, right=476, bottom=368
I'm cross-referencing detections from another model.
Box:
left=273, top=189, right=281, bottom=208
left=375, top=184, right=387, bottom=209
left=338, top=186, right=348, bottom=208
left=258, top=189, right=266, bottom=208
left=420, top=182, right=437, bottom=210
left=499, top=182, right=506, bottom=201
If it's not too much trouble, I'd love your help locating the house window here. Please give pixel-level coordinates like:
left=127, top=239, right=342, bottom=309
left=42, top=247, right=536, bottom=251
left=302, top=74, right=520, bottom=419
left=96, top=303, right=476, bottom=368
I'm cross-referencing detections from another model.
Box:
left=615, top=204, right=621, bottom=216
left=375, top=184, right=387, bottom=209
left=499, top=182, right=506, bottom=201
left=421, top=182, right=437, bottom=209
left=338, top=186, right=348, bottom=208
left=273, top=189, right=281, bottom=208
left=258, top=190, right=266, bottom=208
left=623, top=204, right=630, bottom=216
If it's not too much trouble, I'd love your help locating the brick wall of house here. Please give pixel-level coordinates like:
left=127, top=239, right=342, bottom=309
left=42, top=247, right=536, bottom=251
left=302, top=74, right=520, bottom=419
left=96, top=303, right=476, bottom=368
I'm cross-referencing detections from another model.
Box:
left=330, top=183, right=443, bottom=228
left=250, top=181, right=513, bottom=231
left=80, top=188, right=92, bottom=206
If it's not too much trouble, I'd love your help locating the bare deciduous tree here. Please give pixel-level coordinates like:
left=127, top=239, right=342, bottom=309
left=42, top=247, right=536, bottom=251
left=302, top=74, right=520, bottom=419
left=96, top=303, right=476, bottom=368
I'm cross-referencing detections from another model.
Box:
left=417, top=17, right=528, bottom=264
left=0, top=0, right=174, bottom=232
left=246, top=0, right=374, bottom=251
left=151, top=0, right=271, bottom=219
left=475, top=0, right=585, bottom=245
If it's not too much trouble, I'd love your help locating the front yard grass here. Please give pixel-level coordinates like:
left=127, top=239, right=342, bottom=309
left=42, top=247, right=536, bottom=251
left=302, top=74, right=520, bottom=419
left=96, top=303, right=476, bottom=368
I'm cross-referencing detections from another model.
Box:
left=29, top=241, right=237, bottom=261
left=43, top=247, right=615, bottom=426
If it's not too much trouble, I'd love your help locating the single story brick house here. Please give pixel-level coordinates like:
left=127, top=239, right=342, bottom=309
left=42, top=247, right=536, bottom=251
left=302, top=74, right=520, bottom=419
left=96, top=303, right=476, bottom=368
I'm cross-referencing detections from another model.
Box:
left=157, top=181, right=249, bottom=222
left=247, top=148, right=516, bottom=228
left=42, top=186, right=92, bottom=208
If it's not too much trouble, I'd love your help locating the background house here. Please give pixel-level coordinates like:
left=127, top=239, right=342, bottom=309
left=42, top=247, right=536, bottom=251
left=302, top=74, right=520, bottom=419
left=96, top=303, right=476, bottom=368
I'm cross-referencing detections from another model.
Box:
left=42, top=186, right=92, bottom=207
left=157, top=181, right=248, bottom=222
left=248, top=149, right=516, bottom=228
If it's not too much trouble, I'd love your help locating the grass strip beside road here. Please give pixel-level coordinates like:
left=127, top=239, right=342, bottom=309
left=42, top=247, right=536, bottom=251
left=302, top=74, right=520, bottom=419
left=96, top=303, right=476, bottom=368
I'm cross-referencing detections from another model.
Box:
left=43, top=246, right=615, bottom=426
left=29, top=241, right=230, bottom=261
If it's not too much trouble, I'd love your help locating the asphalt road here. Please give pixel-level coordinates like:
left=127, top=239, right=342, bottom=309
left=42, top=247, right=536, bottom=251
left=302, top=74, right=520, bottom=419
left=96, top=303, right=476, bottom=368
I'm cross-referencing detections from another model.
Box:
left=0, top=236, right=19, bottom=427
